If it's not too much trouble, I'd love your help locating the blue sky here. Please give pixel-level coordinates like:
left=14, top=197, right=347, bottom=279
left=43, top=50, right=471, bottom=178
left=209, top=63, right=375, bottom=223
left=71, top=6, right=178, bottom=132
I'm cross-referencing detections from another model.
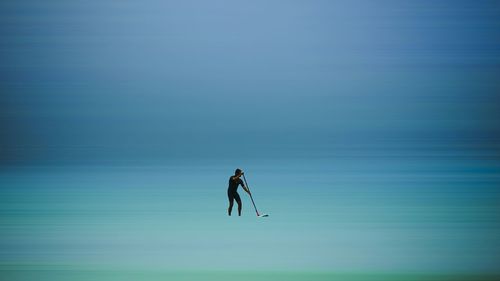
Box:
left=1, top=0, right=499, bottom=165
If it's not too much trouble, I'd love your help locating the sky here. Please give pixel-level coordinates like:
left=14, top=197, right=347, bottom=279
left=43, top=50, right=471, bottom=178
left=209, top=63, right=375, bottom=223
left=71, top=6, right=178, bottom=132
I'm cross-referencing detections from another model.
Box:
left=0, top=0, right=500, bottom=277
left=1, top=0, right=498, bottom=165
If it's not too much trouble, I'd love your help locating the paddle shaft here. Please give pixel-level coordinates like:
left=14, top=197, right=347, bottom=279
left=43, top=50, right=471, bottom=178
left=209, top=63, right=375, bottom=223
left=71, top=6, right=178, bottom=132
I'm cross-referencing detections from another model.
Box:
left=242, top=174, right=260, bottom=216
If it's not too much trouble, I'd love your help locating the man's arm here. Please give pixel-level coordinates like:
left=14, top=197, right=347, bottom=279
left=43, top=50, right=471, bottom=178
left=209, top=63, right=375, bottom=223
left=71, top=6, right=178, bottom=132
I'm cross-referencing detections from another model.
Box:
left=240, top=179, right=251, bottom=194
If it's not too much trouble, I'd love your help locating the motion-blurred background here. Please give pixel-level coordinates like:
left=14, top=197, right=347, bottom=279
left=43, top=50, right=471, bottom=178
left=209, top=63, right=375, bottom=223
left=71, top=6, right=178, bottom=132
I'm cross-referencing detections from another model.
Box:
left=1, top=1, right=499, bottom=280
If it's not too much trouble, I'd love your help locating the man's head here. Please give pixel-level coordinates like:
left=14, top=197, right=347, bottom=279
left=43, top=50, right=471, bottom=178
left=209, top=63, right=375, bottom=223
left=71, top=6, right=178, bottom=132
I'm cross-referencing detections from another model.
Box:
left=234, top=168, right=243, bottom=176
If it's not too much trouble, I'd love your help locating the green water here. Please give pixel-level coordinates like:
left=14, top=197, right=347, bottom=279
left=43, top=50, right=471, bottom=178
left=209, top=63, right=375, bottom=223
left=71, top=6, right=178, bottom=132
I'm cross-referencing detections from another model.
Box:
left=1, top=163, right=499, bottom=278
left=2, top=266, right=499, bottom=281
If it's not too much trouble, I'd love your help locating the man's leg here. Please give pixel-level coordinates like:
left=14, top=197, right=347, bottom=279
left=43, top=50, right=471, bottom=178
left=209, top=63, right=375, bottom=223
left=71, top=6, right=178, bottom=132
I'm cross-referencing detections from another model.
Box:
left=228, top=193, right=234, bottom=216
left=234, top=193, right=242, bottom=216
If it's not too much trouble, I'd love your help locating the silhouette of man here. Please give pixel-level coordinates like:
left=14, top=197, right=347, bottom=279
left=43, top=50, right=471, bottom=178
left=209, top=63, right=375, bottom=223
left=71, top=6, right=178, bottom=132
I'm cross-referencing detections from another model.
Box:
left=227, top=168, right=251, bottom=216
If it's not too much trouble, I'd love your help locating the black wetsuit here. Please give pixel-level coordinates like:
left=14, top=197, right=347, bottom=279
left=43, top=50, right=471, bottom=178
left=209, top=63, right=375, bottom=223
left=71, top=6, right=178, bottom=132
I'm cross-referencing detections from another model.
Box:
left=227, top=176, right=245, bottom=216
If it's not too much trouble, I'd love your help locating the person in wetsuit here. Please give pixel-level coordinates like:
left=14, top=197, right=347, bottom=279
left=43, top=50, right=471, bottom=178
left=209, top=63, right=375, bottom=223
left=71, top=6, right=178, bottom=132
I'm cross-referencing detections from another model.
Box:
left=227, top=168, right=251, bottom=216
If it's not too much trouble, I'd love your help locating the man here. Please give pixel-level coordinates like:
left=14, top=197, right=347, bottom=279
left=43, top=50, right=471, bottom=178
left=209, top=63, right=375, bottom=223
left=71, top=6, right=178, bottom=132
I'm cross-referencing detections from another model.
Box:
left=227, top=168, right=251, bottom=216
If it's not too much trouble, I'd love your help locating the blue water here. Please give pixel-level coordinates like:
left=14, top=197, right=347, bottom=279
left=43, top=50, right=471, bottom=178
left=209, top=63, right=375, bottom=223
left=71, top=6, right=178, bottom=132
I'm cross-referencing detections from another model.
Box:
left=1, top=156, right=499, bottom=273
